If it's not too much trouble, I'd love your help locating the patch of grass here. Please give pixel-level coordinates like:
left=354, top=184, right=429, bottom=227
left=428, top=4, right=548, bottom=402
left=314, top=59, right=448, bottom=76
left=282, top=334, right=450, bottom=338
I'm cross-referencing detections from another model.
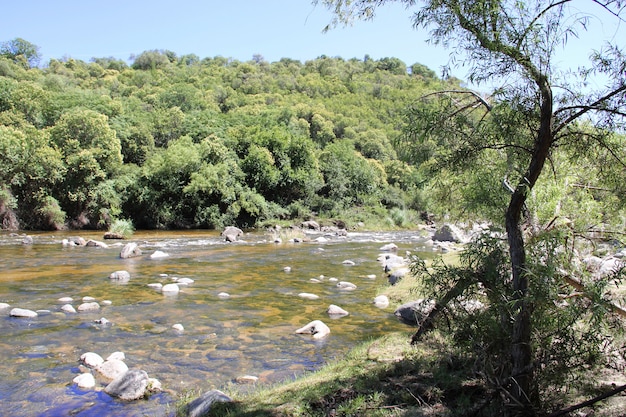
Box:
left=196, top=331, right=488, bottom=417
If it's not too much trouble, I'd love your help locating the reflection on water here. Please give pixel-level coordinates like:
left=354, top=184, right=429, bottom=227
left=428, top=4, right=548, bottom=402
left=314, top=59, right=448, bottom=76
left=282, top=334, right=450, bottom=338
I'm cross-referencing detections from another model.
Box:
left=0, top=229, right=434, bottom=416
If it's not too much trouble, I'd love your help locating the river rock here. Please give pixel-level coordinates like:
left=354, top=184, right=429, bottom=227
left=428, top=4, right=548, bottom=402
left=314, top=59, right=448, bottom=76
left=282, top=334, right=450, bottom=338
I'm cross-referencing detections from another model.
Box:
left=148, top=283, right=163, bottom=290
left=148, top=378, right=162, bottom=392
left=327, top=304, right=349, bottom=316
left=150, top=250, right=169, bottom=259
left=172, top=323, right=184, bottom=332
left=0, top=302, right=10, bottom=309
left=394, top=299, right=436, bottom=326
left=120, top=242, right=142, bottom=259
left=217, top=292, right=230, bottom=299
left=9, top=308, right=38, bottom=318
left=109, top=270, right=131, bottom=281
left=162, top=283, right=180, bottom=294
left=61, top=304, right=76, bottom=313
left=73, top=373, right=96, bottom=389
left=433, top=223, right=466, bottom=243
left=175, top=277, right=195, bottom=285
left=77, top=302, right=100, bottom=312
left=104, top=231, right=124, bottom=240
left=96, top=359, right=129, bottom=381
left=58, top=296, right=73, bottom=303
left=301, top=220, right=320, bottom=231
left=235, top=375, right=258, bottom=384
left=104, top=369, right=149, bottom=401
left=68, top=236, right=87, bottom=246
left=80, top=352, right=104, bottom=368
left=380, top=243, right=398, bottom=252
left=82, top=296, right=96, bottom=301
left=373, top=295, right=389, bottom=308
left=22, top=235, right=33, bottom=245
left=388, top=267, right=410, bottom=285
left=296, top=320, right=330, bottom=339
left=86, top=239, right=108, bottom=248
left=186, top=390, right=232, bottom=417
left=342, top=260, right=356, bottom=265
left=298, top=292, right=319, bottom=300
left=336, top=281, right=357, bottom=290
left=222, top=226, right=243, bottom=242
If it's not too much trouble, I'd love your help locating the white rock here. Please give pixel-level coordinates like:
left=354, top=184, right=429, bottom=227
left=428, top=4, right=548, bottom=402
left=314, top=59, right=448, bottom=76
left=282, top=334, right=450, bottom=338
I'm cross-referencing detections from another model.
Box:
left=172, top=323, right=184, bottom=332
left=365, top=274, right=377, bottom=279
left=336, top=281, right=357, bottom=290
left=9, top=308, right=38, bottom=318
left=107, top=351, right=125, bottom=361
left=148, top=283, right=163, bottom=290
left=101, top=300, right=112, bottom=306
left=109, top=270, right=131, bottom=280
left=309, top=278, right=322, bottom=283
left=150, top=250, right=170, bottom=259
left=176, top=277, right=195, bottom=285
left=235, top=375, right=259, bottom=384
left=327, top=304, right=349, bottom=316
left=0, top=303, right=10, bottom=309
left=61, top=304, right=76, bottom=313
left=218, top=292, right=230, bottom=299
left=296, top=320, right=330, bottom=339
left=162, top=283, right=180, bottom=294
left=298, top=293, right=320, bottom=300
left=283, top=266, right=292, bottom=272
left=148, top=378, right=162, bottom=392
left=373, top=295, right=390, bottom=308
left=342, top=260, right=356, bottom=265
left=77, top=302, right=100, bottom=312
left=96, top=359, right=129, bottom=381
left=314, top=237, right=328, bottom=243
left=328, top=277, right=338, bottom=282
left=82, top=296, right=96, bottom=302
left=58, top=297, right=73, bottom=303
left=80, top=352, right=104, bottom=368
left=380, top=243, right=398, bottom=251
left=73, top=373, right=96, bottom=389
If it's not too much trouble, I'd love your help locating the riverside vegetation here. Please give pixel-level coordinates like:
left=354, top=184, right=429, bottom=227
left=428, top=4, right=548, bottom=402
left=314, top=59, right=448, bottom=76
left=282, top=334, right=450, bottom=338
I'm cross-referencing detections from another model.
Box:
left=2, top=0, right=626, bottom=413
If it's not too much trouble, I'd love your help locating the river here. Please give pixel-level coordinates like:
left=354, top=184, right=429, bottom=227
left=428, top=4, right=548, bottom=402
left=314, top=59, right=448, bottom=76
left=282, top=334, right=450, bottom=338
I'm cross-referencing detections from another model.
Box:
left=0, top=228, right=435, bottom=416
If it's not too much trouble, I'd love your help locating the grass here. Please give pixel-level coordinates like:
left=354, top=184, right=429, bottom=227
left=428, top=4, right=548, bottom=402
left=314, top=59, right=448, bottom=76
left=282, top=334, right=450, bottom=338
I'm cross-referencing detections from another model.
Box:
left=199, top=331, right=486, bottom=417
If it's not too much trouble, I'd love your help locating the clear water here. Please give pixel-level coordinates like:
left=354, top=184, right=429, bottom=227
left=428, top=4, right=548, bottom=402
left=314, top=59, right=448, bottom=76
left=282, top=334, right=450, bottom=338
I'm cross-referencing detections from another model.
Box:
left=0, top=229, right=433, bottom=416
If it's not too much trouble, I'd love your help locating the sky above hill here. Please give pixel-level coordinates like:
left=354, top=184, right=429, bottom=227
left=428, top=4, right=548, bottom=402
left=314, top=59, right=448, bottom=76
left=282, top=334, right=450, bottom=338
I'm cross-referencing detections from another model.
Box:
left=2, top=0, right=623, bottom=91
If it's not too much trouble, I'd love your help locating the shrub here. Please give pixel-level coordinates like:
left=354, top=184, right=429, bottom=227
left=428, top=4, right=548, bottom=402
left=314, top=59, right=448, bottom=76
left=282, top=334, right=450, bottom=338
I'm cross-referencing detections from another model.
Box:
left=108, top=218, right=135, bottom=239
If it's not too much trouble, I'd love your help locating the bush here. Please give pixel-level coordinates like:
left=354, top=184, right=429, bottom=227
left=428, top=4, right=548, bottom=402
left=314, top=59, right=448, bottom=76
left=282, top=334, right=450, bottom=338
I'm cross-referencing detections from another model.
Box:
left=108, top=218, right=135, bottom=239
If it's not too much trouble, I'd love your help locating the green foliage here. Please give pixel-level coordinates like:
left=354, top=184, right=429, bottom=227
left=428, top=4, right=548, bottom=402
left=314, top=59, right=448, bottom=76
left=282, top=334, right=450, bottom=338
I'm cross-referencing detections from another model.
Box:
left=108, top=218, right=134, bottom=239
left=0, top=38, right=41, bottom=68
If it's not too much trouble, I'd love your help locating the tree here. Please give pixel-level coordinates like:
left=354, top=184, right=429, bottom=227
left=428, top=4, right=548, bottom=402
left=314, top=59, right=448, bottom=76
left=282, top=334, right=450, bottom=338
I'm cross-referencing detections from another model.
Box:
left=0, top=38, right=41, bottom=68
left=315, top=0, right=626, bottom=415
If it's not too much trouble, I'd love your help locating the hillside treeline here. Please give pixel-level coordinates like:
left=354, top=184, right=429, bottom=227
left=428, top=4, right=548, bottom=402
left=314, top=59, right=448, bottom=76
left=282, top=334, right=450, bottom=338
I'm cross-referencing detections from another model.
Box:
left=0, top=43, right=458, bottom=231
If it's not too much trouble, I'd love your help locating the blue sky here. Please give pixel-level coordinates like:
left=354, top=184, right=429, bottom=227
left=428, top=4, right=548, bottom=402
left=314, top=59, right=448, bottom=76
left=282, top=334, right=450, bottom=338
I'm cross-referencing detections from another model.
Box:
left=1, top=1, right=623, bottom=90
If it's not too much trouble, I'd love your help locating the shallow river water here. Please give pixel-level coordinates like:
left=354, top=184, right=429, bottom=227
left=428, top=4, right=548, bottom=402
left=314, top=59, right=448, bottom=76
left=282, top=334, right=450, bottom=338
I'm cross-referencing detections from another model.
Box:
left=0, top=228, right=434, bottom=416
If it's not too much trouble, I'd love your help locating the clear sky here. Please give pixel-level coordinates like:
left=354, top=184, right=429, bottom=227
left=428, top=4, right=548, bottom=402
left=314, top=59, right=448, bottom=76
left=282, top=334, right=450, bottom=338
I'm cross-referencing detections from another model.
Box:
left=1, top=0, right=623, bottom=91
left=1, top=1, right=450, bottom=70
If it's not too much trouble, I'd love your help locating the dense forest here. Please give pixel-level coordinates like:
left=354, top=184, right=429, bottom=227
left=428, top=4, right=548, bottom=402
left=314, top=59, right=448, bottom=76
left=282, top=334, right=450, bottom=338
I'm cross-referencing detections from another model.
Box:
left=0, top=38, right=458, bottom=231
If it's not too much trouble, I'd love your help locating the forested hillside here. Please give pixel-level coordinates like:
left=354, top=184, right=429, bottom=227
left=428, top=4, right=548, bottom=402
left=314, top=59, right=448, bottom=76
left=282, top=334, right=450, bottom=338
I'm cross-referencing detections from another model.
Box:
left=0, top=41, right=457, bottom=231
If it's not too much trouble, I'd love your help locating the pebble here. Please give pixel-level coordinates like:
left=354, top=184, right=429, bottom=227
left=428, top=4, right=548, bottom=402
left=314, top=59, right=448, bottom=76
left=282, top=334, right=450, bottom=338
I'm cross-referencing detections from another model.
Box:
left=148, top=283, right=163, bottom=290
left=58, top=297, right=73, bottom=303
left=172, top=323, right=184, bottom=332
left=217, top=292, right=230, bottom=299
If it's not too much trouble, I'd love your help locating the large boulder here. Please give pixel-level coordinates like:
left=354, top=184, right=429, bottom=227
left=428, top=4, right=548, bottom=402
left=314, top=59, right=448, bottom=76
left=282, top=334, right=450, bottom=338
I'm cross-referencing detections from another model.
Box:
left=96, top=358, right=129, bottom=381
left=120, top=242, right=142, bottom=259
left=433, top=224, right=466, bottom=243
left=394, top=299, right=436, bottom=326
left=104, top=369, right=149, bottom=401
left=221, top=226, right=243, bottom=242
left=186, top=390, right=232, bottom=417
